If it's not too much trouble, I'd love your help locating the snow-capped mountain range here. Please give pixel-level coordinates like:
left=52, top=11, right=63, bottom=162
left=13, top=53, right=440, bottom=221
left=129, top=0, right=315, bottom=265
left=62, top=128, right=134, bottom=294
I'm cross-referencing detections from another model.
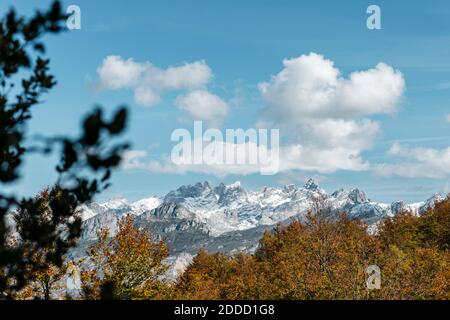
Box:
left=74, top=179, right=446, bottom=259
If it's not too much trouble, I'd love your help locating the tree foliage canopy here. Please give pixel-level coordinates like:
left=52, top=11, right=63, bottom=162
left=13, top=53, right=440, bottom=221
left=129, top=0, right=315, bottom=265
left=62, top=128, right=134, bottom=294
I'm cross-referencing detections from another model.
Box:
left=81, top=216, right=169, bottom=300
left=0, top=1, right=129, bottom=298
left=175, top=202, right=450, bottom=300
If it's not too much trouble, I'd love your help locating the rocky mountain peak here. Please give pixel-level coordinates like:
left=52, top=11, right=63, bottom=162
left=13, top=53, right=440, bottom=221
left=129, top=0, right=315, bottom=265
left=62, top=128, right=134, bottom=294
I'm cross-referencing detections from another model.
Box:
left=215, top=181, right=246, bottom=206
left=304, top=178, right=319, bottom=191
left=164, top=181, right=212, bottom=202
left=348, top=189, right=367, bottom=204
left=227, top=181, right=241, bottom=189
left=419, top=193, right=445, bottom=214
left=283, top=184, right=297, bottom=193
left=100, top=196, right=129, bottom=210
left=331, top=188, right=344, bottom=197
left=78, top=180, right=443, bottom=249
left=390, top=200, right=406, bottom=215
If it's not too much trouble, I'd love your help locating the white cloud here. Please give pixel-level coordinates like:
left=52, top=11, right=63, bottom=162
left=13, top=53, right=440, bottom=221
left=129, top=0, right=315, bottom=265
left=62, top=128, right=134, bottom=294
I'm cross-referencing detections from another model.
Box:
left=121, top=142, right=369, bottom=177
left=255, top=52, right=405, bottom=173
left=446, top=113, right=450, bottom=123
left=175, top=90, right=228, bottom=127
left=374, top=143, right=450, bottom=178
left=134, top=86, right=161, bottom=106
left=121, top=53, right=407, bottom=177
left=258, top=52, right=405, bottom=122
left=295, top=118, right=380, bottom=150
left=121, top=150, right=149, bottom=169
left=278, top=144, right=369, bottom=173
left=121, top=140, right=278, bottom=176
left=96, top=56, right=213, bottom=107
left=97, top=56, right=145, bottom=90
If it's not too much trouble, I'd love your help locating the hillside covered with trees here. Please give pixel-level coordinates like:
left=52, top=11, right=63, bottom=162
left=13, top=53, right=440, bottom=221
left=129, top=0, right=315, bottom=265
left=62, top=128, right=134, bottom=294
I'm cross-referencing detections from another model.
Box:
left=1, top=1, right=448, bottom=301
left=13, top=191, right=450, bottom=300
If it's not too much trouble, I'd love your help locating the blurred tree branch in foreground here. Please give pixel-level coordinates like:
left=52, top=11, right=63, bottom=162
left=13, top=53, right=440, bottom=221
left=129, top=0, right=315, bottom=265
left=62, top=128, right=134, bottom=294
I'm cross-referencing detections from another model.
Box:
left=0, top=1, right=129, bottom=299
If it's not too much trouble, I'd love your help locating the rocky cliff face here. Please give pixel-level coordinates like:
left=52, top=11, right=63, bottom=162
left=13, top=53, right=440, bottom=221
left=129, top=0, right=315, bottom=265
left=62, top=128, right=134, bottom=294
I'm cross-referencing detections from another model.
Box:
left=74, top=179, right=446, bottom=259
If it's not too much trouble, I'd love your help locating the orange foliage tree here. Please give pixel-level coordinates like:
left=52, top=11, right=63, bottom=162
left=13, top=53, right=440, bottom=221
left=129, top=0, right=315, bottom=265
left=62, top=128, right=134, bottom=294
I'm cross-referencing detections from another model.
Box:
left=175, top=200, right=450, bottom=300
left=80, top=215, right=169, bottom=299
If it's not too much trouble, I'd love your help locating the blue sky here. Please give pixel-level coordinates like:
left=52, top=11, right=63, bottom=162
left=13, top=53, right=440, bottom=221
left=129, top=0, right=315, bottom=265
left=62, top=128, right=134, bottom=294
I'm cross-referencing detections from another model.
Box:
left=3, top=0, right=450, bottom=203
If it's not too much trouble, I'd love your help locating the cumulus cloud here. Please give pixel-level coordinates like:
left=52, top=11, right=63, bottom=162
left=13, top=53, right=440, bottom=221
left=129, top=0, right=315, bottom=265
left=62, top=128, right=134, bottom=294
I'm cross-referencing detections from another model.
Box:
left=121, top=141, right=368, bottom=177
left=121, top=150, right=149, bottom=169
left=258, top=52, right=405, bottom=122
left=121, top=53, right=406, bottom=176
left=175, top=90, right=228, bottom=127
left=374, top=143, right=450, bottom=178
left=255, top=52, right=405, bottom=173
left=121, top=138, right=279, bottom=176
left=293, top=118, right=380, bottom=150
left=122, top=149, right=268, bottom=176
left=96, top=56, right=213, bottom=107
left=97, top=56, right=145, bottom=89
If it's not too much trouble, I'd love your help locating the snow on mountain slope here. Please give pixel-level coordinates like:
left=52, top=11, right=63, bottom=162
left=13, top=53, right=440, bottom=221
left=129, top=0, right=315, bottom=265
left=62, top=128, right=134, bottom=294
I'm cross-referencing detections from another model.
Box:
left=79, top=196, right=160, bottom=221
left=149, top=179, right=328, bottom=236
left=100, top=196, right=129, bottom=210
left=131, top=197, right=161, bottom=215
left=67, top=180, right=449, bottom=283
left=77, top=179, right=448, bottom=253
left=418, top=193, right=445, bottom=215
left=78, top=195, right=160, bottom=239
